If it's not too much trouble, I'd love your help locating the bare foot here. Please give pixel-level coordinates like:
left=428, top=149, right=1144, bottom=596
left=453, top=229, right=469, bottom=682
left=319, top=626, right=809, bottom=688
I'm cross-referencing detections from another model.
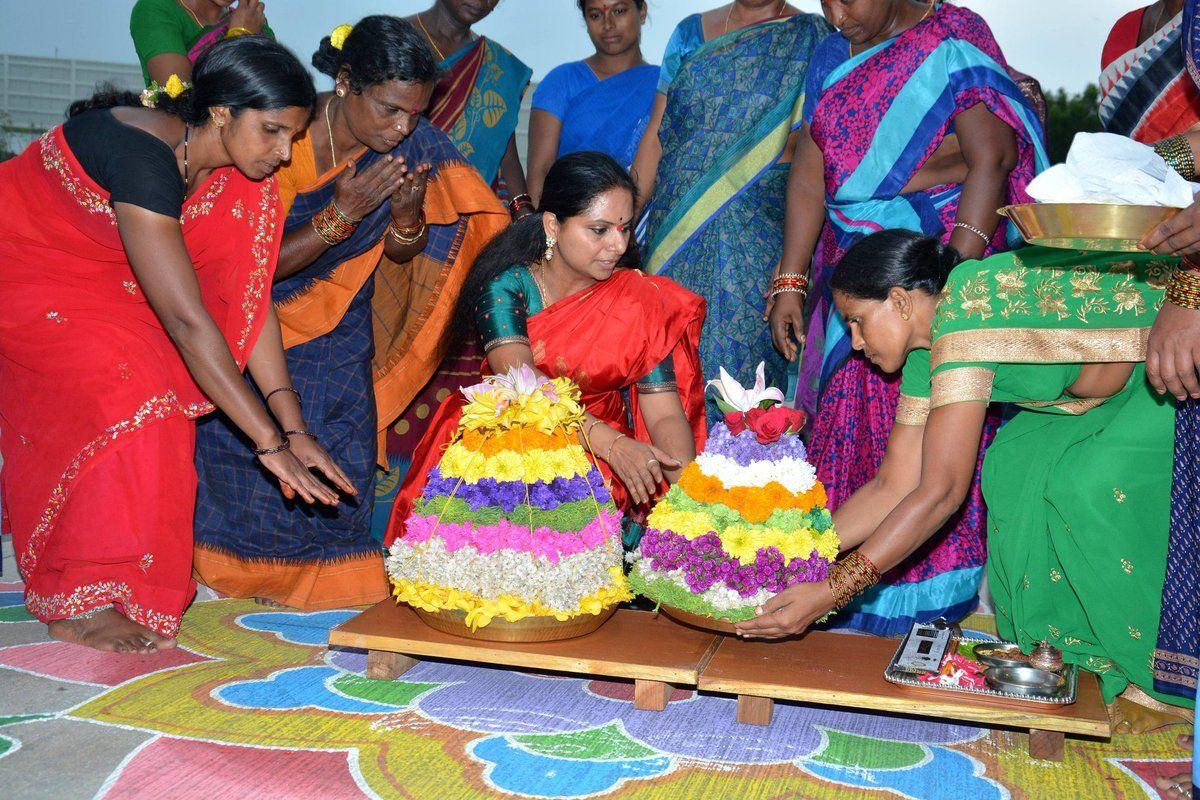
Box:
left=48, top=608, right=165, bottom=654
left=1154, top=772, right=1192, bottom=798
left=1110, top=696, right=1192, bottom=735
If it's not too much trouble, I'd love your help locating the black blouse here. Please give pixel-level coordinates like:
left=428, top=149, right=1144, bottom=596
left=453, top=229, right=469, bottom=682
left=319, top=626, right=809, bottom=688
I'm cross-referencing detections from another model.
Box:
left=62, top=108, right=185, bottom=218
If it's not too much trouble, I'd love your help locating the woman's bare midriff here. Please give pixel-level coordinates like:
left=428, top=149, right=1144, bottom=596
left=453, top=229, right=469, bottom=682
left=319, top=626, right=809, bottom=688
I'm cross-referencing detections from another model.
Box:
left=900, top=134, right=968, bottom=194
left=1068, top=362, right=1136, bottom=400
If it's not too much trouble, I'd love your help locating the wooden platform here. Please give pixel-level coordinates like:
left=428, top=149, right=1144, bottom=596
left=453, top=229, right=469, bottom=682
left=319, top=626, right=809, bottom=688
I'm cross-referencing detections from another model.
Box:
left=328, top=601, right=722, bottom=711
left=698, top=631, right=1111, bottom=761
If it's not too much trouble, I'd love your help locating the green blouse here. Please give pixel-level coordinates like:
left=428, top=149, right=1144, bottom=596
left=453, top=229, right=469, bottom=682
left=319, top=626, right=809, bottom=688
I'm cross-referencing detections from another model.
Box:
left=475, top=265, right=678, bottom=392
left=130, top=0, right=273, bottom=85
left=894, top=246, right=1173, bottom=425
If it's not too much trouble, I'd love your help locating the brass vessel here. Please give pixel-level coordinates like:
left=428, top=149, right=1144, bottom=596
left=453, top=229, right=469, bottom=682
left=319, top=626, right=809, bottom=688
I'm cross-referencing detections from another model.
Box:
left=413, top=605, right=616, bottom=643
left=999, top=203, right=1179, bottom=252
left=659, top=604, right=740, bottom=635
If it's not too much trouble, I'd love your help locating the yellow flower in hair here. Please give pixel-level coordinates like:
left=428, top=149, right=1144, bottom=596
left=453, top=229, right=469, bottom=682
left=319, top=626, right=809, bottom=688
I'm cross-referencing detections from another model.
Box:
left=163, top=74, right=187, bottom=99
left=329, top=24, right=354, bottom=50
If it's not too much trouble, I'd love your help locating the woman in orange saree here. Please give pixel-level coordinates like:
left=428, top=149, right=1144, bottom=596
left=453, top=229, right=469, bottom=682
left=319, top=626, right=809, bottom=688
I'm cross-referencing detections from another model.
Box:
left=0, top=38, right=347, bottom=653
left=386, top=153, right=706, bottom=549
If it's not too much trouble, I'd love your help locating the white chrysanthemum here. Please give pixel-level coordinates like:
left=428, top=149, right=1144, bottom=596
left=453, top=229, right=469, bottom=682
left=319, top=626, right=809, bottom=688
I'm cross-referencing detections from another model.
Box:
left=695, top=451, right=816, bottom=494
left=634, top=563, right=774, bottom=611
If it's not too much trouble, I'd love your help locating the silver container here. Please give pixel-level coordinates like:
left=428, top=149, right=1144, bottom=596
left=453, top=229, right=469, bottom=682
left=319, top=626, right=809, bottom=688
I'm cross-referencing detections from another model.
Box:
left=984, top=666, right=1068, bottom=698
left=973, top=642, right=1030, bottom=669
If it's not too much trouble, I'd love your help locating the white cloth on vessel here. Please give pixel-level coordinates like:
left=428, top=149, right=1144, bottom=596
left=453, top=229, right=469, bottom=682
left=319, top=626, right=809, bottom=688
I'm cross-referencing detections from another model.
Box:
left=1027, top=131, right=1200, bottom=207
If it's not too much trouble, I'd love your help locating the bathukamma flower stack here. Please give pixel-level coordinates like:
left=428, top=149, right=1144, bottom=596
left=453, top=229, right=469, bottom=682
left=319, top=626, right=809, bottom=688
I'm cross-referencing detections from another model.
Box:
left=629, top=364, right=838, bottom=621
left=386, top=364, right=631, bottom=630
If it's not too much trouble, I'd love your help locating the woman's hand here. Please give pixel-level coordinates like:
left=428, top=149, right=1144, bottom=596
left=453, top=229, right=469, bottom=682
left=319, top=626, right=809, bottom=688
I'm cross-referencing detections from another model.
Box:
left=332, top=155, right=407, bottom=221
left=1147, top=300, right=1200, bottom=400
left=257, top=444, right=345, bottom=506
left=605, top=437, right=681, bottom=506
left=733, top=580, right=836, bottom=639
left=288, top=434, right=358, bottom=496
left=389, top=163, right=431, bottom=226
left=1141, top=201, right=1200, bottom=255
left=769, top=291, right=806, bottom=362
left=228, top=0, right=267, bottom=34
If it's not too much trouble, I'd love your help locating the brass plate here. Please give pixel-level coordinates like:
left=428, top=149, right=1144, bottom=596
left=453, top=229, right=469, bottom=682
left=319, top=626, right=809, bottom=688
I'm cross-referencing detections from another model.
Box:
left=413, top=605, right=617, bottom=643
left=659, top=604, right=740, bottom=635
left=999, top=203, right=1179, bottom=252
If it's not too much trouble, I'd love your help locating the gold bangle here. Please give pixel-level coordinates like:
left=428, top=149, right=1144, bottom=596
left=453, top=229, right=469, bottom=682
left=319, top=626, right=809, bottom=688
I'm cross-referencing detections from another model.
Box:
left=604, top=433, right=627, bottom=462
left=827, top=550, right=882, bottom=610
left=1154, top=135, right=1197, bottom=181
left=225, top=25, right=254, bottom=38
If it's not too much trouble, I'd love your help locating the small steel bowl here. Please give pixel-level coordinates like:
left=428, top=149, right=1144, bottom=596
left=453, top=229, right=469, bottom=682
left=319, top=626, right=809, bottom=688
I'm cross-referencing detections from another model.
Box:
left=973, top=642, right=1031, bottom=669
left=985, top=666, right=1067, bottom=698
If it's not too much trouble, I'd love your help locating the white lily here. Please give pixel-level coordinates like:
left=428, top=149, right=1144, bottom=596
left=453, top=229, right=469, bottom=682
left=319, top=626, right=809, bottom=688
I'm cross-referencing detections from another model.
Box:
left=706, top=362, right=785, bottom=412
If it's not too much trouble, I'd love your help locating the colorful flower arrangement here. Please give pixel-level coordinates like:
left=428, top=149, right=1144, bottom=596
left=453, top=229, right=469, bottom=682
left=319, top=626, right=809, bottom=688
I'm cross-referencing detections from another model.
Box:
left=386, top=366, right=630, bottom=629
left=629, top=363, right=838, bottom=622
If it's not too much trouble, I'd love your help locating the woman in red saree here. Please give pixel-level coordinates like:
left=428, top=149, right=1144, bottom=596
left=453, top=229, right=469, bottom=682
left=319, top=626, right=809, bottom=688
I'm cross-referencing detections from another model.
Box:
left=386, top=153, right=706, bottom=549
left=0, top=38, right=351, bottom=653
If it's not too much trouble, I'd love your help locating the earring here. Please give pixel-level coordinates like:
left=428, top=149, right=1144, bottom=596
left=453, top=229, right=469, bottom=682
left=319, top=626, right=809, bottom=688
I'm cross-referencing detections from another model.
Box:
left=901, top=312, right=911, bottom=320
left=543, top=236, right=556, bottom=263
left=336, top=87, right=346, bottom=97
left=211, top=114, right=223, bottom=128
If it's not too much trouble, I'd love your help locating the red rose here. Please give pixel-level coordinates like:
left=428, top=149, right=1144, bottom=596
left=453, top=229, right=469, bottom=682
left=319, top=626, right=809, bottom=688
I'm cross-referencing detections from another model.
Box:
left=784, top=407, right=807, bottom=434
left=724, top=411, right=748, bottom=436
left=747, top=405, right=792, bottom=444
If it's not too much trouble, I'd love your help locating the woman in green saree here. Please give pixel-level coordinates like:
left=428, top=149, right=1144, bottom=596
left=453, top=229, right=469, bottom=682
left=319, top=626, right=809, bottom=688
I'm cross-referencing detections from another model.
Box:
left=735, top=229, right=1194, bottom=731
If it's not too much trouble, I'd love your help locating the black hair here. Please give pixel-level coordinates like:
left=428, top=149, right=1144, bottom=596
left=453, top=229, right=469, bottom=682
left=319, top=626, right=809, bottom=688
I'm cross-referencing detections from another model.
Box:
left=312, top=16, right=439, bottom=92
left=68, top=35, right=316, bottom=124
left=576, top=0, right=647, bottom=13
left=453, top=151, right=640, bottom=336
left=830, top=229, right=961, bottom=300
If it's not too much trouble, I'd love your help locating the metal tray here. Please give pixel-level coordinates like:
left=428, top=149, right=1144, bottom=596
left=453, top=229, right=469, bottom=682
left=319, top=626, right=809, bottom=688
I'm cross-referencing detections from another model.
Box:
left=884, top=635, right=1077, bottom=706
left=999, top=203, right=1178, bottom=252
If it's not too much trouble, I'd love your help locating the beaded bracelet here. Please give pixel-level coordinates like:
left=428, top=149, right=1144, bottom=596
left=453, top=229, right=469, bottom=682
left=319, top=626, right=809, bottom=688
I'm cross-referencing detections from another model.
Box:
left=1154, top=135, right=1197, bottom=181
left=953, top=221, right=991, bottom=244
left=253, top=438, right=291, bottom=457
left=827, top=550, right=882, bottom=610
left=1167, top=265, right=1200, bottom=310
left=265, top=386, right=302, bottom=406
left=283, top=429, right=318, bottom=441
left=769, top=286, right=808, bottom=300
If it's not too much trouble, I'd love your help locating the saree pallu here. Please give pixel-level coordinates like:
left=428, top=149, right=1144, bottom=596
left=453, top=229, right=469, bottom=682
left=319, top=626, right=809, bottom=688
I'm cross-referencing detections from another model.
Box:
left=910, top=248, right=1190, bottom=708
left=192, top=119, right=508, bottom=609
left=384, top=269, right=707, bottom=548
left=1154, top=397, right=1199, bottom=700
left=427, top=37, right=532, bottom=187
left=1102, top=7, right=1200, bottom=143
left=639, top=13, right=831, bottom=419
left=558, top=64, right=659, bottom=168
left=0, top=129, right=279, bottom=635
left=801, top=4, right=1047, bottom=635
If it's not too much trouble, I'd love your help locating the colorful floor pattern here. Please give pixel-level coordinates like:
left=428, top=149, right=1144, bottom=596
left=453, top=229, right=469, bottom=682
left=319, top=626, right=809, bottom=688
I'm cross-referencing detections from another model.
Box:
left=0, top=551, right=1194, bottom=798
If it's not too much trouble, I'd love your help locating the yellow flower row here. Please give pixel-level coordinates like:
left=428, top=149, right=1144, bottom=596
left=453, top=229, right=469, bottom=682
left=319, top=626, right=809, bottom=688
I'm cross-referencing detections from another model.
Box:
left=391, top=566, right=632, bottom=630
left=438, top=441, right=591, bottom=483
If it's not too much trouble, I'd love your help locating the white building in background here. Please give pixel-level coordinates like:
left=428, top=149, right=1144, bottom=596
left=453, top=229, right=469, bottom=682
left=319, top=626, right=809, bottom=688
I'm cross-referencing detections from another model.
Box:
left=0, top=54, right=142, bottom=153
left=0, top=52, right=535, bottom=161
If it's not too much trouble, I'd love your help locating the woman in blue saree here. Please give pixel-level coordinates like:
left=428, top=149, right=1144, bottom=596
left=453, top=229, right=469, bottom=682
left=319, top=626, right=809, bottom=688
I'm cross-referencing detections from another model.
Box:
left=766, top=0, right=1048, bottom=636
left=526, top=1, right=658, bottom=203
left=192, top=18, right=508, bottom=608
left=631, top=2, right=832, bottom=419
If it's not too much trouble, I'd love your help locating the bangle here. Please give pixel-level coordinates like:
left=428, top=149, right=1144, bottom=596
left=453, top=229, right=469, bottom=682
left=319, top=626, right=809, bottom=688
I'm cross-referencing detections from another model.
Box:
left=283, top=429, right=318, bottom=440
left=253, top=437, right=291, bottom=457
left=953, top=221, right=992, bottom=244
left=1168, top=265, right=1200, bottom=309
left=507, top=193, right=535, bottom=220
left=605, top=432, right=628, bottom=462
left=826, top=550, right=881, bottom=610
left=583, top=418, right=604, bottom=441
left=1154, top=134, right=1197, bottom=181
left=770, top=286, right=808, bottom=300
left=388, top=211, right=427, bottom=245
left=225, top=25, right=254, bottom=38
left=265, top=386, right=302, bottom=406
left=312, top=201, right=359, bottom=245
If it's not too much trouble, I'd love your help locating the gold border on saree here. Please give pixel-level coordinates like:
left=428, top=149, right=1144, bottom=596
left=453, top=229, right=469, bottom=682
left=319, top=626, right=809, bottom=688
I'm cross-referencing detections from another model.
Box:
left=932, top=327, right=1150, bottom=370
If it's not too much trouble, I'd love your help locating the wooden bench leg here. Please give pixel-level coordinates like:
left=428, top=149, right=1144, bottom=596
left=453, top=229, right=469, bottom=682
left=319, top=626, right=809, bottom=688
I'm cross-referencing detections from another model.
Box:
left=737, top=695, right=774, bottom=726
left=366, top=650, right=418, bottom=680
left=1028, top=729, right=1064, bottom=761
left=633, top=679, right=671, bottom=711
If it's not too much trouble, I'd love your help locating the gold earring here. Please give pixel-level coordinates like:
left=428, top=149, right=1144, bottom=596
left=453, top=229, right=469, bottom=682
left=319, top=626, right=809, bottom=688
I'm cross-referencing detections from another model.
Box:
left=336, top=87, right=346, bottom=97
left=901, top=312, right=911, bottom=320
left=543, top=236, right=556, bottom=262
left=211, top=114, right=223, bottom=128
